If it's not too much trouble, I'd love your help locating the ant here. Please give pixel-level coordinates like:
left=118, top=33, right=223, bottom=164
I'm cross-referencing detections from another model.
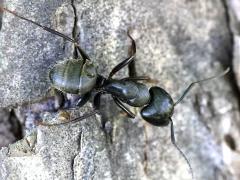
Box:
left=0, top=6, right=230, bottom=180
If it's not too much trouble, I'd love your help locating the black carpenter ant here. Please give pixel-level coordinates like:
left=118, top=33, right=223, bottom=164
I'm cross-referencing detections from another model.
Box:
left=1, top=6, right=230, bottom=179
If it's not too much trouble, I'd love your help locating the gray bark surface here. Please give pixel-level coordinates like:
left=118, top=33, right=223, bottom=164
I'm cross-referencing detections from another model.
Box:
left=0, top=0, right=240, bottom=180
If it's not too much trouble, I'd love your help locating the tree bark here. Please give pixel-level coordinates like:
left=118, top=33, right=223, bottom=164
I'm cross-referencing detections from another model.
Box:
left=0, top=0, right=240, bottom=180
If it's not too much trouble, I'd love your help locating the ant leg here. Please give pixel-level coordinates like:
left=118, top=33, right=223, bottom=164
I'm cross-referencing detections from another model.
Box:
left=38, top=109, right=99, bottom=126
left=93, top=91, right=108, bottom=129
left=52, top=88, right=65, bottom=109
left=169, top=119, right=194, bottom=180
left=0, top=7, right=90, bottom=60
left=128, top=58, right=136, bottom=77
left=127, top=31, right=137, bottom=77
left=76, top=92, right=91, bottom=107
left=112, top=96, right=135, bottom=118
left=121, top=76, right=150, bottom=81
left=108, top=30, right=136, bottom=79
left=75, top=45, right=90, bottom=61
left=121, top=76, right=159, bottom=84
left=38, top=92, right=98, bottom=126
left=174, top=67, right=230, bottom=106
left=93, top=91, right=106, bottom=110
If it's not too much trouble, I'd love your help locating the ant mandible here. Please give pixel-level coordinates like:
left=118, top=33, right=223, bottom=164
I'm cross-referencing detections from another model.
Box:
left=0, top=6, right=230, bottom=180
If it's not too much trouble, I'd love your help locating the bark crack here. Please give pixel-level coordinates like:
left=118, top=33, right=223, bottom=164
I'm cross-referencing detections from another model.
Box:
left=143, top=124, right=148, bottom=176
left=221, top=0, right=234, bottom=44
left=0, top=0, right=3, bottom=31
left=70, top=4, right=81, bottom=178
left=8, top=109, right=23, bottom=141
left=71, top=131, right=82, bottom=180
left=221, top=0, right=240, bottom=110
left=71, top=155, right=76, bottom=180
left=71, top=0, right=79, bottom=58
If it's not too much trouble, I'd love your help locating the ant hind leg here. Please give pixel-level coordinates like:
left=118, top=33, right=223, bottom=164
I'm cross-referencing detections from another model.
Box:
left=127, top=30, right=137, bottom=77
left=108, top=30, right=136, bottom=79
left=0, top=6, right=90, bottom=60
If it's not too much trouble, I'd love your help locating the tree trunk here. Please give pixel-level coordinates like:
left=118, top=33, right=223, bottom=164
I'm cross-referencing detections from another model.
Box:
left=0, top=0, right=240, bottom=179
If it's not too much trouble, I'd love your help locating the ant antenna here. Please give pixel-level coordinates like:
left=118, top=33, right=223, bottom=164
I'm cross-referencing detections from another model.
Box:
left=0, top=6, right=90, bottom=60
left=170, top=118, right=194, bottom=180
left=174, top=67, right=230, bottom=106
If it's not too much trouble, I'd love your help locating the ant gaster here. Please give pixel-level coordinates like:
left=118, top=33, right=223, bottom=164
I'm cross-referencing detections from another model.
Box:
left=0, top=6, right=230, bottom=180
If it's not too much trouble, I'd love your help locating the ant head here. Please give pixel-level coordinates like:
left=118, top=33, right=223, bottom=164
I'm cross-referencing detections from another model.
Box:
left=141, top=86, right=174, bottom=126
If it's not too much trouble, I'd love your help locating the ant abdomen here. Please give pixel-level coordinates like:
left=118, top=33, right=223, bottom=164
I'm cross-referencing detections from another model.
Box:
left=49, top=59, right=97, bottom=95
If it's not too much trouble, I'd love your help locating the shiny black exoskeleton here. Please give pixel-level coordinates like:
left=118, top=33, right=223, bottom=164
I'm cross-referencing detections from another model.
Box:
left=141, top=87, right=174, bottom=126
left=2, top=6, right=230, bottom=180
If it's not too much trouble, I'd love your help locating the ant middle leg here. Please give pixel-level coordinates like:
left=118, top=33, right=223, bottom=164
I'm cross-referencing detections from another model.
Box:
left=37, top=92, right=98, bottom=126
left=36, top=92, right=95, bottom=126
left=37, top=109, right=99, bottom=126
left=112, top=96, right=135, bottom=118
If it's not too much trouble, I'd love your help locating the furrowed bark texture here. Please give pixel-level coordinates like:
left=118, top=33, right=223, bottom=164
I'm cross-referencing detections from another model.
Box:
left=0, top=0, right=240, bottom=180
